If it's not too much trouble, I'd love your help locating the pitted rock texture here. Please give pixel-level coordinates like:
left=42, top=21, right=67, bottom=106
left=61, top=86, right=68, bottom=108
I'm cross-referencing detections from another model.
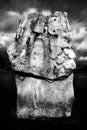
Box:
left=7, top=9, right=76, bottom=118
left=7, top=10, right=76, bottom=79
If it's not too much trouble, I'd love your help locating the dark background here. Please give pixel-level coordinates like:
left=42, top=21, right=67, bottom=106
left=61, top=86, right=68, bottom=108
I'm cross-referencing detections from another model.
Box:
left=0, top=0, right=87, bottom=19
left=0, top=0, right=87, bottom=129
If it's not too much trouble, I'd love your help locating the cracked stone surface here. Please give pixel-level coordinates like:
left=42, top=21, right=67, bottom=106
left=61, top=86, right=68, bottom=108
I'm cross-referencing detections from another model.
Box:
left=7, top=9, right=76, bottom=118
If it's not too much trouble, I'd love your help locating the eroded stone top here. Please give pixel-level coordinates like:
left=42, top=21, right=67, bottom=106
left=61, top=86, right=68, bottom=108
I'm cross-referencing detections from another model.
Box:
left=7, top=9, right=76, bottom=80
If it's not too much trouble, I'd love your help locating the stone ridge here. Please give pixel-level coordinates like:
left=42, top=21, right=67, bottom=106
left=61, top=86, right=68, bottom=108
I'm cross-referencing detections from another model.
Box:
left=7, top=10, right=76, bottom=80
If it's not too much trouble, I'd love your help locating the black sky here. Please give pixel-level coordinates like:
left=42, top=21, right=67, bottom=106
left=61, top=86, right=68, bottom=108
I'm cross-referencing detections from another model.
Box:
left=0, top=0, right=87, bottom=11
left=0, top=0, right=87, bottom=21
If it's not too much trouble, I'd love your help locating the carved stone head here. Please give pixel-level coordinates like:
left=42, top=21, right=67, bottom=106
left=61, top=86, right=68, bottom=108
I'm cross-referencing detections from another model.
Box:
left=7, top=9, right=76, bottom=118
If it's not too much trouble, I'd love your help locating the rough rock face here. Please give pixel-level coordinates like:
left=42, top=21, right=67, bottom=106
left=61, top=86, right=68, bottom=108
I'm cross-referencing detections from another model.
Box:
left=7, top=9, right=76, bottom=118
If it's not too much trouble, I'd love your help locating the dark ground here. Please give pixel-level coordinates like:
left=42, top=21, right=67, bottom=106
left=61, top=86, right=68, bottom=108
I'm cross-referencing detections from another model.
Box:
left=0, top=65, right=87, bottom=129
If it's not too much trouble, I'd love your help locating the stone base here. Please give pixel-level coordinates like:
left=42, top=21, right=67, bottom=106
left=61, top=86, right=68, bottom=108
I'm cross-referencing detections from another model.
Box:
left=17, top=106, right=72, bottom=119
left=16, top=73, right=74, bottom=118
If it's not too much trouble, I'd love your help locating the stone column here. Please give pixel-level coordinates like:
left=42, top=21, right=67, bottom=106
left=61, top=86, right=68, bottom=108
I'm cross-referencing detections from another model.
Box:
left=7, top=9, right=76, bottom=118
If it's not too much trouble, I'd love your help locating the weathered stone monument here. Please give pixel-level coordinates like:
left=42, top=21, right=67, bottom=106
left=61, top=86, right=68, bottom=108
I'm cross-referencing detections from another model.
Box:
left=7, top=9, right=76, bottom=118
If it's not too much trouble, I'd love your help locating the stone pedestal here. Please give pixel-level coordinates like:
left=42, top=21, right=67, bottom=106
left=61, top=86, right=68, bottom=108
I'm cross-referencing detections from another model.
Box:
left=16, top=74, right=74, bottom=118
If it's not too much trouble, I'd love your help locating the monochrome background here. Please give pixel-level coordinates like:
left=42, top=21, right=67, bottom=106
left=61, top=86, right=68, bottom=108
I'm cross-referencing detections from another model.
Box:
left=0, top=0, right=87, bottom=128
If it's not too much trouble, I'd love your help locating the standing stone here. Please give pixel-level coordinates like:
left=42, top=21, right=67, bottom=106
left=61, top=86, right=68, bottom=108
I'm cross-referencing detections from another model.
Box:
left=7, top=9, right=76, bottom=118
